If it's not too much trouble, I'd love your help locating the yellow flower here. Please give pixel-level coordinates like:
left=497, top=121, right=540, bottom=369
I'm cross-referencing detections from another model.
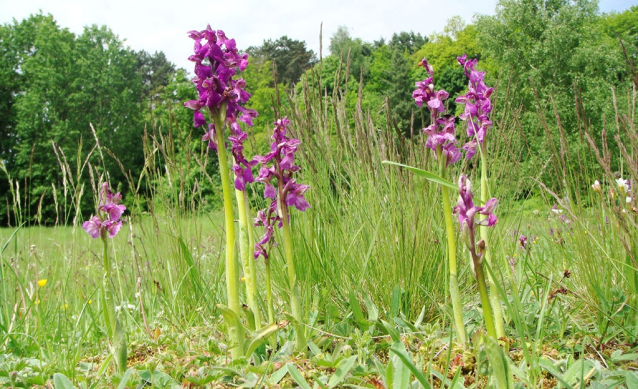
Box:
left=88, top=299, right=93, bottom=305
left=240, top=276, right=246, bottom=282
left=34, top=299, right=40, bottom=305
left=37, top=279, right=47, bottom=287
left=61, top=304, right=68, bottom=310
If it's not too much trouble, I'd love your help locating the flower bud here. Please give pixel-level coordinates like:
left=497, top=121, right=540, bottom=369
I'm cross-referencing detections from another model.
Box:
left=592, top=180, right=601, bottom=193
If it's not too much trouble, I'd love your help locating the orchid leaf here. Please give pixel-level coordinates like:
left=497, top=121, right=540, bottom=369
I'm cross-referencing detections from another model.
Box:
left=53, top=373, right=76, bottom=389
left=382, top=161, right=457, bottom=191
left=244, top=322, right=283, bottom=357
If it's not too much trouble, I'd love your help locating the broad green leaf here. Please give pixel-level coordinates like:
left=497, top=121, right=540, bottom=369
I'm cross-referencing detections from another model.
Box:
left=611, top=352, right=638, bottom=362
left=216, top=304, right=246, bottom=356
left=363, top=294, right=379, bottom=322
left=626, top=372, right=638, bottom=389
left=117, top=368, right=135, bottom=389
left=349, top=290, right=367, bottom=329
left=113, top=318, right=127, bottom=374
left=268, top=365, right=288, bottom=385
left=286, top=363, right=312, bottom=389
left=482, top=334, right=513, bottom=389
left=389, top=341, right=432, bottom=389
left=244, top=322, right=282, bottom=357
left=53, top=373, right=76, bottom=389
left=97, top=354, right=113, bottom=377
left=380, top=319, right=401, bottom=343
left=307, top=341, right=322, bottom=356
left=138, top=370, right=176, bottom=387
left=382, top=161, right=457, bottom=190
left=414, top=305, right=427, bottom=328
left=537, top=358, right=573, bottom=388
left=328, top=355, right=358, bottom=388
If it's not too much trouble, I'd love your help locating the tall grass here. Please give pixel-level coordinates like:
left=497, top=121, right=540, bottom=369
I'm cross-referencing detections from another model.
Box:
left=1, top=49, right=638, bottom=387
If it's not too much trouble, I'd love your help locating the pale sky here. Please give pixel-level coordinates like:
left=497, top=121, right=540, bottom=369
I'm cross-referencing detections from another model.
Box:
left=1, top=0, right=634, bottom=72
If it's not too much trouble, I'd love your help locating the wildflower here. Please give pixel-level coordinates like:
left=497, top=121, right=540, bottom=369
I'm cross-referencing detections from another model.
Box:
left=88, top=300, right=93, bottom=305
left=254, top=117, right=310, bottom=260
left=454, top=175, right=498, bottom=253
left=627, top=196, right=632, bottom=204
left=183, top=26, right=257, bottom=191
left=592, top=180, right=601, bottom=193
left=519, top=235, right=528, bottom=250
left=413, top=58, right=460, bottom=166
left=82, top=183, right=125, bottom=239
left=551, top=205, right=563, bottom=214
left=455, top=55, right=493, bottom=160
left=37, top=279, right=47, bottom=287
left=617, top=178, right=629, bottom=195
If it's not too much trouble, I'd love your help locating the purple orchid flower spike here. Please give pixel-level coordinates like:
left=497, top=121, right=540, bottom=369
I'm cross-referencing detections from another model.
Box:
left=454, top=175, right=498, bottom=253
left=413, top=58, right=460, bottom=167
left=183, top=26, right=258, bottom=192
left=455, top=55, right=494, bottom=160
left=253, top=117, right=310, bottom=260
left=83, top=183, right=126, bottom=239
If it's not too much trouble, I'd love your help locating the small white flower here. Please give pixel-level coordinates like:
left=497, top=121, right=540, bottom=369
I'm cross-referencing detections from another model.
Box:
left=617, top=178, right=629, bottom=194
left=627, top=196, right=633, bottom=204
left=592, top=180, right=601, bottom=193
left=135, top=292, right=141, bottom=298
left=533, top=210, right=539, bottom=215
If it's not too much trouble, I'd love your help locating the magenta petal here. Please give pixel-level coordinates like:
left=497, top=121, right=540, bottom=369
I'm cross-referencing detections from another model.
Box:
left=194, top=111, right=206, bottom=128
left=101, top=203, right=126, bottom=221
left=264, top=183, right=276, bottom=199
left=103, top=220, right=122, bottom=238
left=82, top=216, right=102, bottom=239
left=286, top=192, right=310, bottom=212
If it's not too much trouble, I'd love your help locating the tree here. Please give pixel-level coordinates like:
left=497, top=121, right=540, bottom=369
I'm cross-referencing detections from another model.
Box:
left=136, top=50, right=176, bottom=108
left=329, top=26, right=372, bottom=81
left=247, top=36, right=316, bottom=86
left=477, top=0, right=633, bottom=189
left=388, top=31, right=426, bottom=55
left=0, top=14, right=147, bottom=225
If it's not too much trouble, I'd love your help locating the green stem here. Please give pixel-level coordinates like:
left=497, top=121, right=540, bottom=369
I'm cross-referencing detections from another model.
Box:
left=265, top=257, right=276, bottom=348
left=265, top=258, right=275, bottom=326
left=438, top=150, right=467, bottom=345
left=235, top=188, right=261, bottom=330
left=473, top=253, right=497, bottom=339
left=101, top=237, right=126, bottom=373
left=281, top=205, right=307, bottom=353
left=479, top=142, right=505, bottom=339
left=103, top=234, right=110, bottom=278
left=213, top=110, right=245, bottom=358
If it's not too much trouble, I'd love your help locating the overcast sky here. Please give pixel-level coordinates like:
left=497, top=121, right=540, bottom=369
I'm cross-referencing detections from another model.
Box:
left=1, top=0, right=634, bottom=72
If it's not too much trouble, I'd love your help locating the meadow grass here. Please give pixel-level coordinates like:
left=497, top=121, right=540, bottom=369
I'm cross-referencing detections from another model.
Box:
left=0, top=67, right=637, bottom=387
